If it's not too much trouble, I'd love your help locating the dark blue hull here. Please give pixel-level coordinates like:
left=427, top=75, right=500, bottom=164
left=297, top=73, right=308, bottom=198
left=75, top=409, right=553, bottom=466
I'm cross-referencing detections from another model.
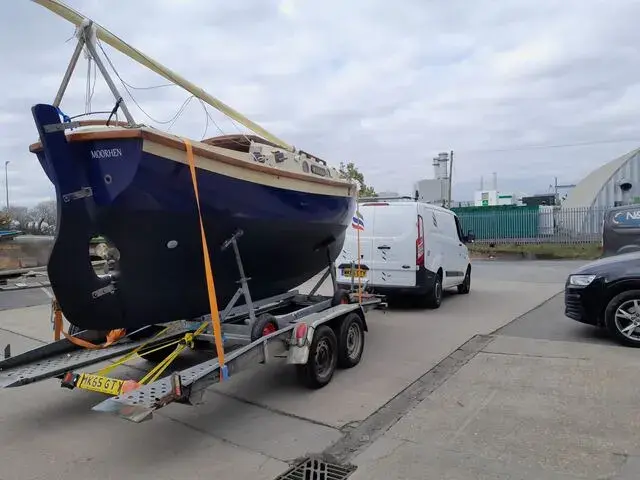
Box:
left=31, top=104, right=354, bottom=330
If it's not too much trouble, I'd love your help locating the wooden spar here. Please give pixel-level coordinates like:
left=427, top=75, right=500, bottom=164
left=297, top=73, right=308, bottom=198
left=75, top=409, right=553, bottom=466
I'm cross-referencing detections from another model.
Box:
left=30, top=0, right=294, bottom=152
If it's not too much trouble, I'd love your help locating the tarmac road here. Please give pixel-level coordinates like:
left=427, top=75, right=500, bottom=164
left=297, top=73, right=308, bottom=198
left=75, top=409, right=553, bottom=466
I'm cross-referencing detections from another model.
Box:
left=0, top=259, right=588, bottom=480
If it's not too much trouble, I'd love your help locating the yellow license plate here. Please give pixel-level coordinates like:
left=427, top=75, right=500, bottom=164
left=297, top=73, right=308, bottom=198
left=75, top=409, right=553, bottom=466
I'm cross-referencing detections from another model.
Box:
left=77, top=373, right=124, bottom=396
left=343, top=268, right=366, bottom=278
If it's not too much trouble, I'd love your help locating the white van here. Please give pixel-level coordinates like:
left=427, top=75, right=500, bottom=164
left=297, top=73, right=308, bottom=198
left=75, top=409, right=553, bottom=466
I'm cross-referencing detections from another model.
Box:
left=335, top=198, right=474, bottom=308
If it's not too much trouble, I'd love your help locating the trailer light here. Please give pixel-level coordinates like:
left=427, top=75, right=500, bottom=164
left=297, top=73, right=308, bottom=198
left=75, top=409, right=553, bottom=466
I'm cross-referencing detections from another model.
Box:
left=295, top=323, right=308, bottom=346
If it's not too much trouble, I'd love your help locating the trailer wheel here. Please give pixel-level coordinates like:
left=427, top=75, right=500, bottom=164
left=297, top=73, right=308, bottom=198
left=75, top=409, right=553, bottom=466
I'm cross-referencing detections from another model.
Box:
left=296, top=325, right=338, bottom=389
left=336, top=312, right=365, bottom=369
left=331, top=288, right=351, bottom=306
left=250, top=313, right=279, bottom=342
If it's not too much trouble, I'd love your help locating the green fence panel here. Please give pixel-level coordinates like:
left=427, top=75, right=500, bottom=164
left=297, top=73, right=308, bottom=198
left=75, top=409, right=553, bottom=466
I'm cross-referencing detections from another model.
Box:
left=452, top=205, right=540, bottom=240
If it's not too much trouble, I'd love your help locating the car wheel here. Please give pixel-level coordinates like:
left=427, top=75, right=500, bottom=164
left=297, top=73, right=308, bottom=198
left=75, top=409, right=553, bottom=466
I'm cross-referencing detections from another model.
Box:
left=426, top=270, right=443, bottom=309
left=457, top=266, right=471, bottom=294
left=604, top=289, right=640, bottom=347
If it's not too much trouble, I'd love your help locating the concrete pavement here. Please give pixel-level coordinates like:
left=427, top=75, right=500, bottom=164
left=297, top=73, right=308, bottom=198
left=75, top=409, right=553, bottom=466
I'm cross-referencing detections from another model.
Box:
left=349, top=334, right=640, bottom=479
left=0, top=259, right=592, bottom=479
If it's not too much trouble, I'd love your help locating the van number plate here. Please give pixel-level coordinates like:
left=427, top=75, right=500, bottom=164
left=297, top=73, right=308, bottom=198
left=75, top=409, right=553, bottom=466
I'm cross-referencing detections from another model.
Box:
left=342, top=268, right=366, bottom=278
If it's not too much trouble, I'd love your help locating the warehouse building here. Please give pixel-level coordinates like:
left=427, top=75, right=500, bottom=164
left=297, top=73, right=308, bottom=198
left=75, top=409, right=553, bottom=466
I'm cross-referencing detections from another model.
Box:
left=561, top=147, right=640, bottom=234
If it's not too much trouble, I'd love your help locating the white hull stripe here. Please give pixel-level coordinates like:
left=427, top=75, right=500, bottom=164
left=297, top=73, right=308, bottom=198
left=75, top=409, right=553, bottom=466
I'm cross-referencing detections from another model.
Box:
left=142, top=140, right=353, bottom=198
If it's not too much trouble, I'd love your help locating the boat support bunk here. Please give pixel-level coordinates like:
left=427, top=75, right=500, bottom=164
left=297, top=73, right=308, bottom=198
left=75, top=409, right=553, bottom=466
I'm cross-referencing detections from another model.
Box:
left=0, top=230, right=386, bottom=423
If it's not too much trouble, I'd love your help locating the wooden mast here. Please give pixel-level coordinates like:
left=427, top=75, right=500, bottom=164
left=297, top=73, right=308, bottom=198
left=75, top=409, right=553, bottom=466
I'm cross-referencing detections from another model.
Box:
left=30, top=0, right=294, bottom=152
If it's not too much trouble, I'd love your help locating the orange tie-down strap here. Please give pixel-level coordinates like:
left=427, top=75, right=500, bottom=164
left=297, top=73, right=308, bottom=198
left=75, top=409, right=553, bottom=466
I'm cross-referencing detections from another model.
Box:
left=182, top=138, right=227, bottom=376
left=52, top=299, right=126, bottom=349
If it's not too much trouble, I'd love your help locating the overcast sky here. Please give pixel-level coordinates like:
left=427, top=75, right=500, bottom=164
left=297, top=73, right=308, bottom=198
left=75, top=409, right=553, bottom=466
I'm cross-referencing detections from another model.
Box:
left=3, top=0, right=640, bottom=206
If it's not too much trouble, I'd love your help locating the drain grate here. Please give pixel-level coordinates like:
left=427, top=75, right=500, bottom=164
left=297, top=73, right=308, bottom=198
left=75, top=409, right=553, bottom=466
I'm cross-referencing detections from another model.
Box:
left=275, top=457, right=356, bottom=480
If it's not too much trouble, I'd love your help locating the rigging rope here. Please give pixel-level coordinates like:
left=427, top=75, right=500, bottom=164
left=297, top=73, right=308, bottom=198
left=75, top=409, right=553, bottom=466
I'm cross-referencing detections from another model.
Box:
left=96, top=38, right=252, bottom=146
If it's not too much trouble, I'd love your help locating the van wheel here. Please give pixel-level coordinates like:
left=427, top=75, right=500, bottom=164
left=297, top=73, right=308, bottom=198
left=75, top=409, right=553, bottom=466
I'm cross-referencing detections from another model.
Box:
left=426, top=271, right=443, bottom=309
left=457, top=267, right=471, bottom=294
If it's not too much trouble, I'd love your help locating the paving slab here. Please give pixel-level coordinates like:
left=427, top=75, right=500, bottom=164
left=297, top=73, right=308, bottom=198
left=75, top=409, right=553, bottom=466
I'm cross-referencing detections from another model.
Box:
left=351, top=335, right=640, bottom=479
left=497, top=292, right=616, bottom=346
left=161, top=389, right=343, bottom=462
left=0, top=261, right=574, bottom=479
left=0, top=302, right=56, bottom=343
left=214, top=279, right=564, bottom=428
left=0, top=328, right=289, bottom=480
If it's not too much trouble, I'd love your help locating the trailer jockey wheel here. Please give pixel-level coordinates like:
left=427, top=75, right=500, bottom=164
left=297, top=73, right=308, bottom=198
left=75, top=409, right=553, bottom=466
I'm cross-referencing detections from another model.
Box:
left=250, top=313, right=279, bottom=342
left=331, top=288, right=351, bottom=306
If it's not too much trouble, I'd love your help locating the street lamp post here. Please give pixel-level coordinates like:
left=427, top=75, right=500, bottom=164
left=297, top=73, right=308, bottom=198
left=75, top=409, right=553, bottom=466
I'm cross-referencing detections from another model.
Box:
left=4, top=160, right=9, bottom=212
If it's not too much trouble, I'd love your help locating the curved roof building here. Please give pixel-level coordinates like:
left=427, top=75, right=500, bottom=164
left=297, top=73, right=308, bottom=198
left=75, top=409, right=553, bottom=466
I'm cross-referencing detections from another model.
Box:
left=561, top=147, right=640, bottom=236
left=563, top=147, right=640, bottom=209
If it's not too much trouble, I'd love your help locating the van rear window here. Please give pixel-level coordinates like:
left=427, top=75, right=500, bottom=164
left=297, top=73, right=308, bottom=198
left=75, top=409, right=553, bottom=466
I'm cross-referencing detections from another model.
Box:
left=364, top=204, right=416, bottom=236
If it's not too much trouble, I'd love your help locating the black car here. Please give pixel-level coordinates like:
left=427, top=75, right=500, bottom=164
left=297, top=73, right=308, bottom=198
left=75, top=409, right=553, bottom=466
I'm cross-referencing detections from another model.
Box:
left=565, top=250, right=640, bottom=347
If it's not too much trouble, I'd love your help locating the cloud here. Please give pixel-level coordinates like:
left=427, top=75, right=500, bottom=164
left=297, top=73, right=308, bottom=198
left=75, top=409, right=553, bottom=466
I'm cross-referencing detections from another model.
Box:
left=2, top=0, right=640, bottom=206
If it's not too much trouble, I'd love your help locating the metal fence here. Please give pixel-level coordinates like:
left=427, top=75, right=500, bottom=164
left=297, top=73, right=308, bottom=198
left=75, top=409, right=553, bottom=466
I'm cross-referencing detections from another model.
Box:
left=451, top=205, right=609, bottom=244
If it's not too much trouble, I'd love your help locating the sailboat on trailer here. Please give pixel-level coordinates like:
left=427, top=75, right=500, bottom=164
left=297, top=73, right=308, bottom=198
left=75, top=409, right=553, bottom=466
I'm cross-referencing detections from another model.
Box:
left=27, top=0, right=357, bottom=331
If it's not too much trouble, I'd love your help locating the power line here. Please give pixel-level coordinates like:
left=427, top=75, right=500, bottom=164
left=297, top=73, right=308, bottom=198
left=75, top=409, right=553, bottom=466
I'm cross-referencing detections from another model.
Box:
left=456, top=137, right=640, bottom=154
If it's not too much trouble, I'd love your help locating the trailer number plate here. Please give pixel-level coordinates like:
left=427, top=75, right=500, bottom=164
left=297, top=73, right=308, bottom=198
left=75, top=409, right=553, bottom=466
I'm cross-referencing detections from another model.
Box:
left=77, top=373, right=124, bottom=396
left=342, top=268, right=366, bottom=278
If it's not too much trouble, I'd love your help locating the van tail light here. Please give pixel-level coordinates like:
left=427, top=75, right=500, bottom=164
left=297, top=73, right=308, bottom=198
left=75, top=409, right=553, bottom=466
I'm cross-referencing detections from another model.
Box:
left=416, top=214, right=425, bottom=266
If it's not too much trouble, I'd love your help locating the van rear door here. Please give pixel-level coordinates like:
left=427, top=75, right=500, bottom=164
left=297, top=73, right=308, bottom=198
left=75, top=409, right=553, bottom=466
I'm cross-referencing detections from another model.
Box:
left=336, top=201, right=420, bottom=288
left=336, top=202, right=419, bottom=288
left=367, top=202, right=419, bottom=287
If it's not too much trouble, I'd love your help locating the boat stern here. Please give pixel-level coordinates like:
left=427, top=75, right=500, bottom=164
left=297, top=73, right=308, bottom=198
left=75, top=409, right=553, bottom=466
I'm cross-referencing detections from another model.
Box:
left=30, top=103, right=144, bottom=329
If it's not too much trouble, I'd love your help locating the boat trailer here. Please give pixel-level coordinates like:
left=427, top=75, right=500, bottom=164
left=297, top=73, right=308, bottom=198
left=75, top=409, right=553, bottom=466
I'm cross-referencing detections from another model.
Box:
left=0, top=232, right=386, bottom=423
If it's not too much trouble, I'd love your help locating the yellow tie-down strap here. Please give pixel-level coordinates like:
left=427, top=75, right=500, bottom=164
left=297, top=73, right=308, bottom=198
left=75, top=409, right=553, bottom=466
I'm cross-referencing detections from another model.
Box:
left=182, top=138, right=227, bottom=379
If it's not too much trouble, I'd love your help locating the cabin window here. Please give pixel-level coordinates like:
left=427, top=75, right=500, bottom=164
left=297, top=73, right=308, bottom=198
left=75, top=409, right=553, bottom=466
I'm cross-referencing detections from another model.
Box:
left=310, top=164, right=327, bottom=176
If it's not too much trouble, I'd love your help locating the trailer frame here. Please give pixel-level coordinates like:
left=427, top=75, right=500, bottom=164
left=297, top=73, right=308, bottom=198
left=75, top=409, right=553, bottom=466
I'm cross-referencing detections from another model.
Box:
left=0, top=230, right=386, bottom=423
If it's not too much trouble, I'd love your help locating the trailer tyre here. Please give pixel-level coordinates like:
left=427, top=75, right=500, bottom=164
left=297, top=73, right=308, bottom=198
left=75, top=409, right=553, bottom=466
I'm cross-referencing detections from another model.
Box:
left=250, top=313, right=279, bottom=342
left=336, top=312, right=365, bottom=369
left=296, top=325, right=338, bottom=389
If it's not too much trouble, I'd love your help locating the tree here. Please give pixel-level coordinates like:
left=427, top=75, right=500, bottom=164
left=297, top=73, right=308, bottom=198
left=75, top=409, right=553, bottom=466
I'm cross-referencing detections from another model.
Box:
left=339, top=162, right=377, bottom=198
left=0, top=211, right=11, bottom=229
left=3, top=202, right=57, bottom=234
left=6, top=205, right=29, bottom=229
left=29, top=200, right=57, bottom=231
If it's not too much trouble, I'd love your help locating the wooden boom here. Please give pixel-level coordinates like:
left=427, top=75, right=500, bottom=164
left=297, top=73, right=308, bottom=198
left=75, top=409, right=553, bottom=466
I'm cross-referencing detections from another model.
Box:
left=30, top=0, right=294, bottom=151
